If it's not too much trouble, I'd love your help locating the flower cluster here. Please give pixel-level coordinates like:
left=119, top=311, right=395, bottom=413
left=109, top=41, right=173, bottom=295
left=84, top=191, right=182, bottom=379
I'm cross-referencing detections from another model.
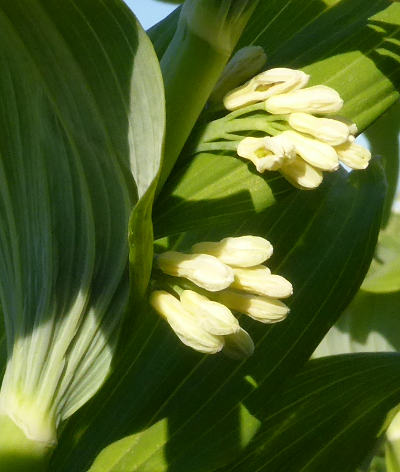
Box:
left=150, top=236, right=292, bottom=359
left=222, top=68, right=371, bottom=189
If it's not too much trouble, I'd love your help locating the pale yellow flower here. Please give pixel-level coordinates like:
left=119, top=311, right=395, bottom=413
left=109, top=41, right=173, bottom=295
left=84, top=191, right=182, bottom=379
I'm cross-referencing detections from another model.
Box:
left=150, top=291, right=224, bottom=354
left=236, top=135, right=296, bottom=172
left=288, top=113, right=350, bottom=146
left=224, top=68, right=309, bottom=110
left=231, top=265, right=293, bottom=298
left=265, top=85, right=343, bottom=115
left=157, top=251, right=234, bottom=291
left=192, top=235, right=273, bottom=267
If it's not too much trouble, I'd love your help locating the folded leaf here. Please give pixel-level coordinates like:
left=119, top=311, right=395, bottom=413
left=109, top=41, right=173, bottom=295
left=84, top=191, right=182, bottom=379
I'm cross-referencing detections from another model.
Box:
left=0, top=0, right=164, bottom=447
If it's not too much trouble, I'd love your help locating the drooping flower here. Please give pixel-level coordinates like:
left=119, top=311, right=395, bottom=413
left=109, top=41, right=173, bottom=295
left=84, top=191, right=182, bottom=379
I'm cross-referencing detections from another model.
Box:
left=335, top=141, right=371, bottom=169
left=231, top=265, right=293, bottom=298
left=156, top=251, right=234, bottom=291
left=280, top=130, right=339, bottom=172
left=153, top=236, right=293, bottom=358
left=224, top=68, right=310, bottom=110
left=150, top=291, right=224, bottom=354
left=214, top=289, right=290, bottom=323
left=264, top=85, right=344, bottom=115
left=180, top=289, right=240, bottom=335
left=191, top=235, right=273, bottom=267
left=288, top=112, right=351, bottom=146
left=211, top=66, right=372, bottom=189
left=236, top=135, right=296, bottom=172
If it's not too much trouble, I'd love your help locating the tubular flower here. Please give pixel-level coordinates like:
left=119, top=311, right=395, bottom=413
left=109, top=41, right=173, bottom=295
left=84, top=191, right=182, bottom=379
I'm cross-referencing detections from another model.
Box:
left=152, top=236, right=293, bottom=358
left=191, top=235, right=273, bottom=267
left=210, top=66, right=372, bottom=189
left=335, top=141, right=371, bottom=169
left=264, top=85, right=344, bottom=115
left=288, top=113, right=351, bottom=146
left=156, top=251, right=234, bottom=291
left=224, top=68, right=310, bottom=110
left=236, top=135, right=296, bottom=172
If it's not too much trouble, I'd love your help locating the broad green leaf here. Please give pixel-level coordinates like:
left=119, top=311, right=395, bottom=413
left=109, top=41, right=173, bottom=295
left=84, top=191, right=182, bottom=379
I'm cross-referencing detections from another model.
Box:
left=314, top=209, right=400, bottom=358
left=363, top=212, right=400, bottom=293
left=0, top=0, right=163, bottom=441
left=216, top=354, right=400, bottom=472
left=314, top=289, right=400, bottom=357
left=51, top=162, right=385, bottom=471
left=365, top=101, right=400, bottom=227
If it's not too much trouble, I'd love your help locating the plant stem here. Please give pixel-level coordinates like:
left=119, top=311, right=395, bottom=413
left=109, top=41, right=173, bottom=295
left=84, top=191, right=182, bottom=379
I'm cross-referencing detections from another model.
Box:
left=158, top=26, right=230, bottom=190
left=0, top=414, right=53, bottom=472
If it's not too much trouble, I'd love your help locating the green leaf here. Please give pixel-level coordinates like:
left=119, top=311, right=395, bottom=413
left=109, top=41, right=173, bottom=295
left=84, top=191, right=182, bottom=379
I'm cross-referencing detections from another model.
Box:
left=0, top=0, right=163, bottom=441
left=126, top=15, right=165, bottom=309
left=314, top=210, right=400, bottom=358
left=363, top=213, right=400, bottom=294
left=364, top=101, right=400, bottom=227
left=51, top=161, right=385, bottom=471
left=216, top=354, right=400, bottom=472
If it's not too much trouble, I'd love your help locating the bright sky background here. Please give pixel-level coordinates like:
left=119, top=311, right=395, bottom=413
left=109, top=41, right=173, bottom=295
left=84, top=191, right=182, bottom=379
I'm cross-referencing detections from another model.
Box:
left=125, top=1, right=178, bottom=30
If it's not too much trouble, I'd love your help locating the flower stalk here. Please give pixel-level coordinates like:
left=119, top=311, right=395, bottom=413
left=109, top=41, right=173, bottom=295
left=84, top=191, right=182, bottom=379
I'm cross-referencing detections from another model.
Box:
left=158, top=0, right=259, bottom=190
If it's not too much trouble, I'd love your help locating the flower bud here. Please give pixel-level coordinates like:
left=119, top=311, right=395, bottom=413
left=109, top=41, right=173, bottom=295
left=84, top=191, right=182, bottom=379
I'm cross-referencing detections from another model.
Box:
left=209, top=46, right=267, bottom=105
left=215, top=289, right=290, bottom=323
left=265, top=85, right=344, bottom=115
left=288, top=113, right=350, bottom=146
left=280, top=155, right=323, bottom=190
left=222, top=328, right=255, bottom=359
left=224, top=68, right=310, bottom=110
left=150, top=291, right=224, bottom=354
left=335, top=141, right=371, bottom=169
left=281, top=130, right=339, bottom=171
left=180, top=290, right=240, bottom=335
left=157, top=251, right=234, bottom=291
left=231, top=265, right=293, bottom=298
left=236, top=135, right=296, bottom=172
left=192, top=236, right=273, bottom=267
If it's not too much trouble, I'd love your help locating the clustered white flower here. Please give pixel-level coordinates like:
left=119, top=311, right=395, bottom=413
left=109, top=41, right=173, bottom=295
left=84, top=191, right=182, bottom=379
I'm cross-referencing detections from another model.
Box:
left=150, top=236, right=292, bottom=359
left=224, top=68, right=371, bottom=189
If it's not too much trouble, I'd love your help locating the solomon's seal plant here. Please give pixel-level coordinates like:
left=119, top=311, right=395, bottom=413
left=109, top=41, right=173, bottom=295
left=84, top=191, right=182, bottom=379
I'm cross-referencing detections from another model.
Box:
left=1, top=0, right=400, bottom=471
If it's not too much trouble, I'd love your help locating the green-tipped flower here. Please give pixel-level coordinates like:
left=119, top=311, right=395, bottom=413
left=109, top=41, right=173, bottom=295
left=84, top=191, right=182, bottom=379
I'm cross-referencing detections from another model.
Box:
left=215, top=289, right=290, bottom=323
left=191, top=235, right=273, bottom=267
left=231, top=265, right=293, bottom=298
left=223, top=328, right=255, bottom=359
left=180, top=290, right=240, bottom=335
left=224, top=68, right=310, bottom=110
left=280, top=156, right=324, bottom=190
left=265, top=85, right=344, bottom=115
left=335, top=141, right=372, bottom=169
left=150, top=291, right=224, bottom=354
left=236, top=135, right=296, bottom=172
left=281, top=130, right=340, bottom=171
left=288, top=112, right=351, bottom=146
left=157, top=251, right=234, bottom=291
left=152, top=235, right=293, bottom=357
